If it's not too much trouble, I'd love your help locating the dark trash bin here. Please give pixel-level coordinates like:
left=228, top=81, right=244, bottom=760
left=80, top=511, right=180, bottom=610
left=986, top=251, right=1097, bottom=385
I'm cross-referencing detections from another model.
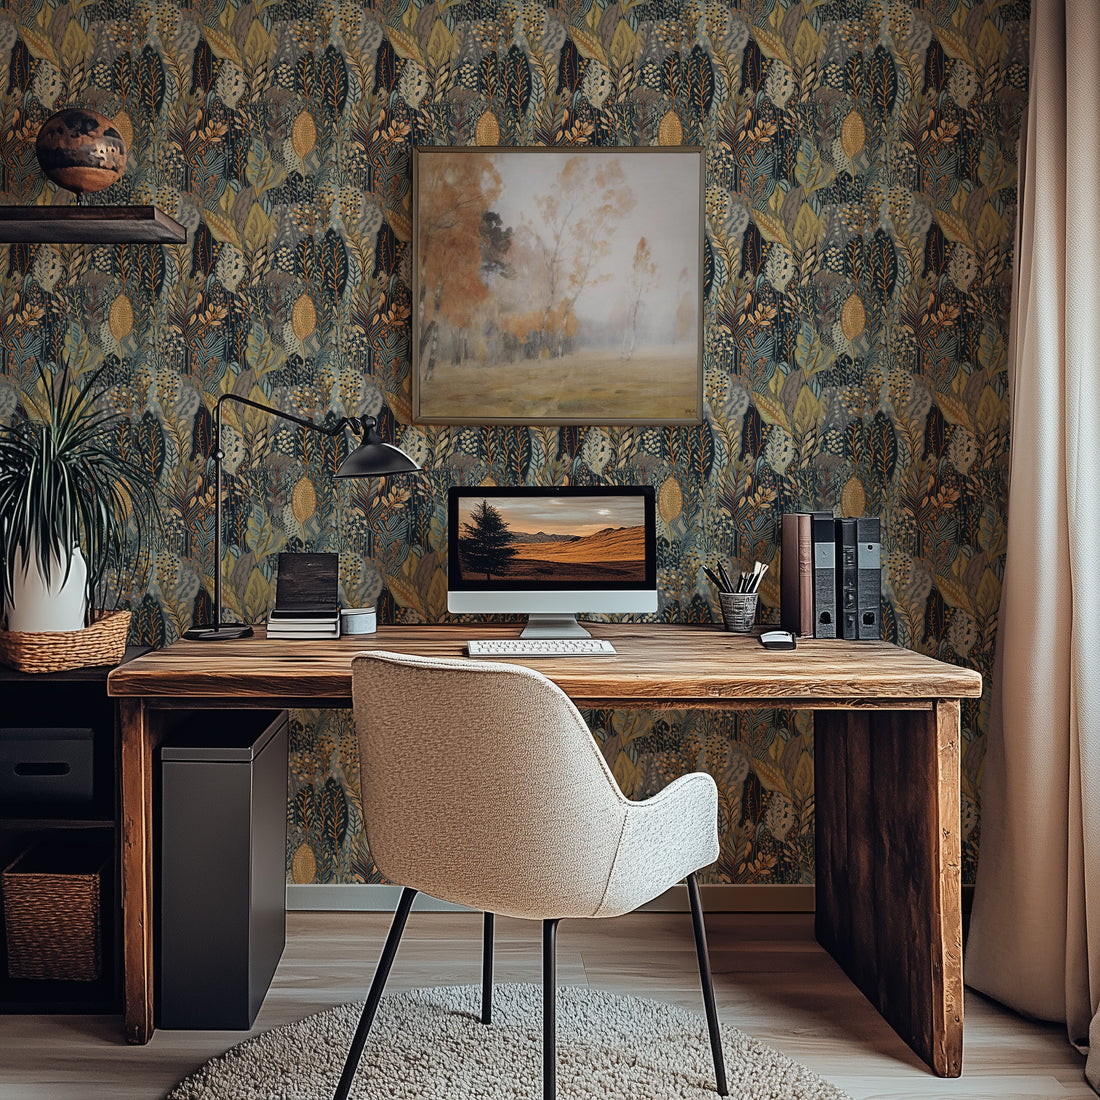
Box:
left=158, top=709, right=288, bottom=1029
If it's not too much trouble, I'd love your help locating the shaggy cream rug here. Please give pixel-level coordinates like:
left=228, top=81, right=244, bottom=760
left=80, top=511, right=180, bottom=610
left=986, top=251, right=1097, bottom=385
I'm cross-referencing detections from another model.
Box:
left=167, top=983, right=852, bottom=1099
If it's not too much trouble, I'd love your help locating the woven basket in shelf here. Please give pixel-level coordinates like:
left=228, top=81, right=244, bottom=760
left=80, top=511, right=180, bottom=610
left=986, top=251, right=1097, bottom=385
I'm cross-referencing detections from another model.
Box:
left=0, top=609, right=131, bottom=673
left=3, top=844, right=106, bottom=982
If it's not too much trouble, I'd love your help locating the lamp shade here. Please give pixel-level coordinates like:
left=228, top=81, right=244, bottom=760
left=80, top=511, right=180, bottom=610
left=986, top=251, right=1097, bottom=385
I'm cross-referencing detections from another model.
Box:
left=336, top=439, right=420, bottom=478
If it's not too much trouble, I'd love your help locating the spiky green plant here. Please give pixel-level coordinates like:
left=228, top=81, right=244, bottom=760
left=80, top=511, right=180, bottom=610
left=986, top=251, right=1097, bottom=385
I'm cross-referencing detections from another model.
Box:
left=0, top=363, right=157, bottom=624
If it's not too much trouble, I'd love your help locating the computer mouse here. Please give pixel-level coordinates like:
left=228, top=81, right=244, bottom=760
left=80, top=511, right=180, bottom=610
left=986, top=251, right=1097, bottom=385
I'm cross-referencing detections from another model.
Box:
left=760, top=629, right=796, bottom=650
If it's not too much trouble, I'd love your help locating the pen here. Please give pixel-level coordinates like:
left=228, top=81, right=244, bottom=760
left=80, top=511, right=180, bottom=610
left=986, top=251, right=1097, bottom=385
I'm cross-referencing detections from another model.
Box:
left=703, top=566, right=726, bottom=592
left=716, top=561, right=734, bottom=593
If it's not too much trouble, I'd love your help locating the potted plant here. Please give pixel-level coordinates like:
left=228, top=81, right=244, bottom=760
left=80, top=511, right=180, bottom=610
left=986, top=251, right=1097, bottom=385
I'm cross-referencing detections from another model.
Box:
left=0, top=362, right=156, bottom=639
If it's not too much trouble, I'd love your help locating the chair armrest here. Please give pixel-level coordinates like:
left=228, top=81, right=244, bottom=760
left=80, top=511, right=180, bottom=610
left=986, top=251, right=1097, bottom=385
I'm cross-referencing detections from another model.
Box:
left=594, top=771, right=719, bottom=918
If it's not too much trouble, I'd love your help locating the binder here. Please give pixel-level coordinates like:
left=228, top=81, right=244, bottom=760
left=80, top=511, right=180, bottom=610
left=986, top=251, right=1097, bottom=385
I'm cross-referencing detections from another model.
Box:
left=780, top=513, right=814, bottom=636
left=810, top=511, right=836, bottom=638
left=836, top=518, right=858, bottom=640
left=855, top=517, right=881, bottom=640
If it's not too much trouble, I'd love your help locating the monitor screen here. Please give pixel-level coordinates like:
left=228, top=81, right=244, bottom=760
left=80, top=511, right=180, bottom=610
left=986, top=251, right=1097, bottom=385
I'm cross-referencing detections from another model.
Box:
left=447, top=485, right=657, bottom=638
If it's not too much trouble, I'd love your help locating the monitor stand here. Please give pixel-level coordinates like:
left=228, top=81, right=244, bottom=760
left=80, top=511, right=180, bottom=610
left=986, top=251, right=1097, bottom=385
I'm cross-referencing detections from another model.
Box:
left=519, top=613, right=591, bottom=639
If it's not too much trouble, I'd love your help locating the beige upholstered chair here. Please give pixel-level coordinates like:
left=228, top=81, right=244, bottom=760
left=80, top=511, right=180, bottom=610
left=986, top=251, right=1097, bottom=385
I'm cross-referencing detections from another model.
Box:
left=334, top=650, right=727, bottom=1100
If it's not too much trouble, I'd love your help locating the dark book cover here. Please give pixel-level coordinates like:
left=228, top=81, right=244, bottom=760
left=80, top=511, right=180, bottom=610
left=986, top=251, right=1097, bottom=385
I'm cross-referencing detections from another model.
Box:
left=274, top=553, right=339, bottom=616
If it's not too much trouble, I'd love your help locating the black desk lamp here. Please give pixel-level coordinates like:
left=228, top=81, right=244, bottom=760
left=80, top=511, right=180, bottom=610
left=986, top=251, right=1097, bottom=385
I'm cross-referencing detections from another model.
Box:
left=183, top=393, right=420, bottom=641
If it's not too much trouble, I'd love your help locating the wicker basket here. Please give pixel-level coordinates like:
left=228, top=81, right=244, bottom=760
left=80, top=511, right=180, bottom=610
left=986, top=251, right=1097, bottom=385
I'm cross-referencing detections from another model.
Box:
left=3, top=840, right=106, bottom=981
left=0, top=609, right=130, bottom=673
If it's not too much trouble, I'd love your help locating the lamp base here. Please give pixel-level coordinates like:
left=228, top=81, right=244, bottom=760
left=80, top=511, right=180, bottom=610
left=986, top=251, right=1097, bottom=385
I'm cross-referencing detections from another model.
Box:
left=182, top=623, right=255, bottom=641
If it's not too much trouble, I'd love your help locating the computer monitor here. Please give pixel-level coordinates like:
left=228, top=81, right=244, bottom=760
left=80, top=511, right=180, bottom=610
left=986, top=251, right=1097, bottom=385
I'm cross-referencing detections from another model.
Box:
left=447, top=485, right=657, bottom=638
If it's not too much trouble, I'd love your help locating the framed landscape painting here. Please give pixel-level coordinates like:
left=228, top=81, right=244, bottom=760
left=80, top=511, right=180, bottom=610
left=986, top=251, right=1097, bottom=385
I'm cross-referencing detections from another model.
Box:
left=412, top=146, right=704, bottom=426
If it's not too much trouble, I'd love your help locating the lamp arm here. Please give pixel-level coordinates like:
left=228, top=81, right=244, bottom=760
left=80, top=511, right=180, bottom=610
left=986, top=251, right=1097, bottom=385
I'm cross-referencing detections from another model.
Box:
left=209, top=393, right=376, bottom=630
left=213, top=392, right=376, bottom=445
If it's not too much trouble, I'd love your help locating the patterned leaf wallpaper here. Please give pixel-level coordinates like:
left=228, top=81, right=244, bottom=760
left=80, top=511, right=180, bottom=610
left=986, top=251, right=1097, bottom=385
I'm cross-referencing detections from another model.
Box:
left=0, top=0, right=1028, bottom=887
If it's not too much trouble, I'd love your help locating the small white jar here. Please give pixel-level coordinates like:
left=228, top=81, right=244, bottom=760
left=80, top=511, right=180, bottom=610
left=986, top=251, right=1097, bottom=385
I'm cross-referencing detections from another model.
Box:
left=340, top=607, right=377, bottom=635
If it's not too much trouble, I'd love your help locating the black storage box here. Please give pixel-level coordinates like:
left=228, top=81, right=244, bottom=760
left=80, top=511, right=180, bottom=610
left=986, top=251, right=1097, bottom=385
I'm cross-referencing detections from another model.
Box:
left=0, top=727, right=95, bottom=805
left=157, top=709, right=288, bottom=1030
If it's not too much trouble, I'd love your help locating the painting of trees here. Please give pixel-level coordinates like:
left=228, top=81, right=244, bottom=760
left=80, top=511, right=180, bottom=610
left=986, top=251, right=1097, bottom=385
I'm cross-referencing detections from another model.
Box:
left=413, top=148, right=702, bottom=425
left=416, top=152, right=504, bottom=381
left=526, top=154, right=634, bottom=360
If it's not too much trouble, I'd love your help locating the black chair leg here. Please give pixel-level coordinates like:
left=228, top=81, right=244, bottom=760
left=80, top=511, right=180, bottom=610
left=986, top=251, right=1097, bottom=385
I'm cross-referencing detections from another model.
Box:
left=481, top=911, right=494, bottom=1024
left=333, top=886, right=418, bottom=1100
left=687, top=872, right=728, bottom=1095
left=543, top=918, right=560, bottom=1100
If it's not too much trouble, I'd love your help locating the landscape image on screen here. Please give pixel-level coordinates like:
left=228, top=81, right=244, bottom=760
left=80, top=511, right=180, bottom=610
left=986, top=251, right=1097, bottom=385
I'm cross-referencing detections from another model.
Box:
left=456, top=496, right=646, bottom=585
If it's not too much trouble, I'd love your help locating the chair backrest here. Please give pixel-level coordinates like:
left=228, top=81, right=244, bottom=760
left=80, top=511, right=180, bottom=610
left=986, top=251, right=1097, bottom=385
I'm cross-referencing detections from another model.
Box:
left=351, top=650, right=634, bottom=919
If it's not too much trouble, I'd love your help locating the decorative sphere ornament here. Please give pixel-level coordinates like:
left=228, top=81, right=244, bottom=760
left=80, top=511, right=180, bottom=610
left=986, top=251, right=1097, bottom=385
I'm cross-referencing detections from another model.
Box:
left=35, top=107, right=127, bottom=194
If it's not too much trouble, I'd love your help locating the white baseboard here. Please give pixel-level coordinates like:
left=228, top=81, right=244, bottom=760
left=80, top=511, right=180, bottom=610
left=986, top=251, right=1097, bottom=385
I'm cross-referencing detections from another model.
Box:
left=285, top=883, right=815, bottom=914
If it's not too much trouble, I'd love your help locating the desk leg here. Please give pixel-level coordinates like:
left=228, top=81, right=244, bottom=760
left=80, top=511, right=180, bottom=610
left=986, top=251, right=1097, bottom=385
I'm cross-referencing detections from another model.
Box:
left=814, top=701, right=963, bottom=1077
left=120, top=698, right=156, bottom=1044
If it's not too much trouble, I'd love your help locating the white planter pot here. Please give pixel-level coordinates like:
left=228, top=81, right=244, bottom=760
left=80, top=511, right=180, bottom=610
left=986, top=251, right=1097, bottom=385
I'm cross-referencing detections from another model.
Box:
left=4, top=545, right=88, bottom=632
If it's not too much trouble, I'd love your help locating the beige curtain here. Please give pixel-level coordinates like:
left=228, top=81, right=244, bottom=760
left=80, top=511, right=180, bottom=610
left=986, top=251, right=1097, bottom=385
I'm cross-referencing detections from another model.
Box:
left=965, top=0, right=1100, bottom=1087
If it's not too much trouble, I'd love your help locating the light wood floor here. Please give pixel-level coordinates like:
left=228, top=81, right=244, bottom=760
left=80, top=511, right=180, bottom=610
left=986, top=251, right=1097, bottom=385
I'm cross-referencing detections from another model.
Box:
left=0, top=910, right=1091, bottom=1099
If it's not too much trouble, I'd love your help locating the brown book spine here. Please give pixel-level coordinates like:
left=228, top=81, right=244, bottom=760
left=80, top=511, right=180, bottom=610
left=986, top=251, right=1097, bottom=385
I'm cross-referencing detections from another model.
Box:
left=797, top=512, right=813, bottom=637
left=781, top=513, right=799, bottom=634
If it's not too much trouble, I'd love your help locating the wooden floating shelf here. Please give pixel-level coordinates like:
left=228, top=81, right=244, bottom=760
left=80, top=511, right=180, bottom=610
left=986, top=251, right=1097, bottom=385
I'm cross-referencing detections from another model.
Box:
left=0, top=205, right=187, bottom=244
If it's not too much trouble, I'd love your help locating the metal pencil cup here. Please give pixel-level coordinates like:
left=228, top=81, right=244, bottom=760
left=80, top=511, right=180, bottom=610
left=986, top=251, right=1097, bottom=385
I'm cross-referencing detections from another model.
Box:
left=719, top=591, right=758, bottom=633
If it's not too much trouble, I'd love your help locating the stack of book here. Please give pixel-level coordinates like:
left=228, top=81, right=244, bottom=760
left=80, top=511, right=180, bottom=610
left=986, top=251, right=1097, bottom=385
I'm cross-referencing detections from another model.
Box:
left=780, top=512, right=880, bottom=640
left=266, top=552, right=341, bottom=639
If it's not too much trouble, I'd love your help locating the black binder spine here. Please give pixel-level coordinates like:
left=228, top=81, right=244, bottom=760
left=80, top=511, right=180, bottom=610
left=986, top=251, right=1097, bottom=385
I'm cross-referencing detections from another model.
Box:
left=810, top=511, right=836, bottom=639
left=836, top=518, right=858, bottom=640
left=856, top=517, right=881, bottom=640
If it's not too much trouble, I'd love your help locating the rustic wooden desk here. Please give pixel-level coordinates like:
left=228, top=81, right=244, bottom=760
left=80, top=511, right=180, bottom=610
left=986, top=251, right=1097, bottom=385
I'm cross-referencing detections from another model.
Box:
left=107, top=623, right=981, bottom=1075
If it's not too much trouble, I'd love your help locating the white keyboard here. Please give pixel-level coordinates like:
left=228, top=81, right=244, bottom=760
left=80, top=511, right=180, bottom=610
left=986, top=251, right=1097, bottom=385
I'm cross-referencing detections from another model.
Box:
left=466, top=638, right=617, bottom=658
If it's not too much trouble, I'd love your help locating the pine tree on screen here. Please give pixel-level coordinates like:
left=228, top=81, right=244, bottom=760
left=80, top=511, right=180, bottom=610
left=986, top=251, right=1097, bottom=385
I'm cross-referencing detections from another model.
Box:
left=459, top=500, right=519, bottom=580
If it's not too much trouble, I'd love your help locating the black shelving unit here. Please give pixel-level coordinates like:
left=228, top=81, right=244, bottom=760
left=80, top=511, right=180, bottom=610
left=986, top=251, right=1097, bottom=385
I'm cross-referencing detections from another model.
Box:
left=0, top=647, right=146, bottom=1014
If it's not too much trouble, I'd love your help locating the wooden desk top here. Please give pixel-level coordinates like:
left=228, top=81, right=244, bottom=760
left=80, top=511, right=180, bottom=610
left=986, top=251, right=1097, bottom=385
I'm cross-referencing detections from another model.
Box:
left=107, top=623, right=982, bottom=711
